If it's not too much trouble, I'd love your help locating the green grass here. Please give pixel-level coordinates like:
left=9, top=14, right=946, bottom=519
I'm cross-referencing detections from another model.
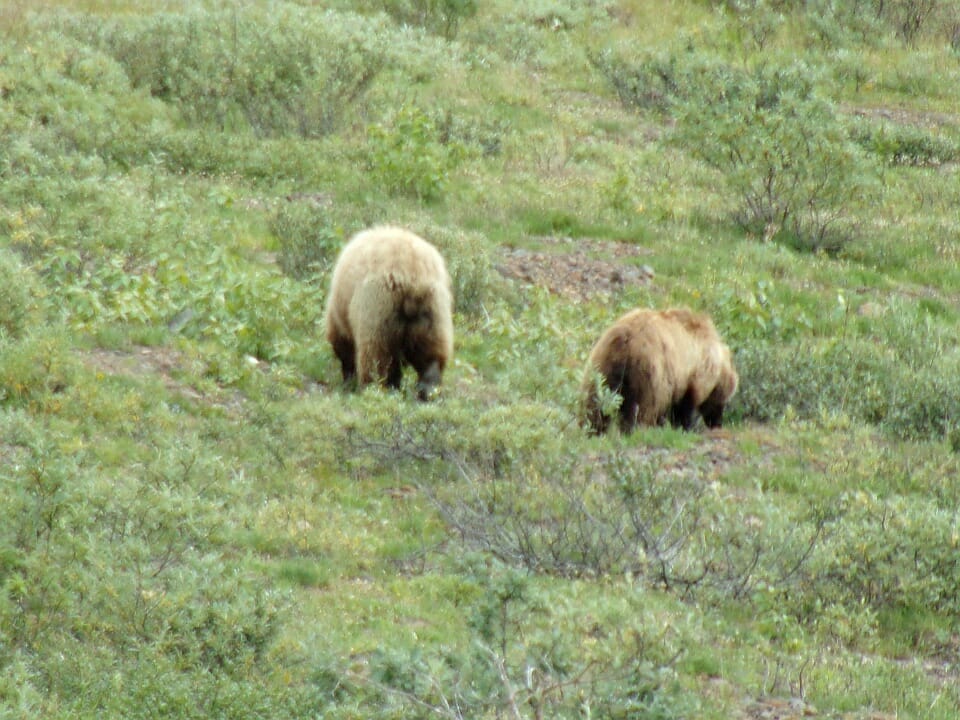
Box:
left=2, top=1, right=960, bottom=718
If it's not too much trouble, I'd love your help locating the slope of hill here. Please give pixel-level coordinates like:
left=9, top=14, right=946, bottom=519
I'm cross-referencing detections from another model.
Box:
left=2, top=1, right=960, bottom=717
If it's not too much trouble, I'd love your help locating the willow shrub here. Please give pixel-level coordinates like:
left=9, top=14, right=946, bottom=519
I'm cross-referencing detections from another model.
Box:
left=49, top=6, right=389, bottom=138
left=594, top=47, right=878, bottom=252
left=732, top=302, right=960, bottom=441
left=670, top=60, right=878, bottom=253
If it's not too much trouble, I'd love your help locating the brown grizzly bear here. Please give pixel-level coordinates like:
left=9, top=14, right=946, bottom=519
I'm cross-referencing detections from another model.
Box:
left=580, top=308, right=738, bottom=434
left=324, top=226, right=454, bottom=400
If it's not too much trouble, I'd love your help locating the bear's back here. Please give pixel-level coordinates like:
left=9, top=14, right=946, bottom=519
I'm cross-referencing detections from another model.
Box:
left=332, top=227, right=447, bottom=292
left=326, top=226, right=451, bottom=339
left=587, top=308, right=714, bottom=397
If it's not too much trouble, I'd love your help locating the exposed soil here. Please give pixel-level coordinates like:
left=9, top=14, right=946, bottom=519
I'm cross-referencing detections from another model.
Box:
left=844, top=103, right=960, bottom=131
left=496, top=235, right=655, bottom=302
left=742, top=696, right=821, bottom=719
left=82, top=346, right=246, bottom=412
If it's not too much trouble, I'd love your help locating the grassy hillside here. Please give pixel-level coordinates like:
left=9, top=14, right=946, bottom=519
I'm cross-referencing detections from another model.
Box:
left=2, top=0, right=960, bottom=717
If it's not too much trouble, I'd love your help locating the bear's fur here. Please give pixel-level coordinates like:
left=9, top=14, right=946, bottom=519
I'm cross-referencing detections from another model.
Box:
left=580, top=308, right=738, bottom=434
left=325, top=226, right=454, bottom=401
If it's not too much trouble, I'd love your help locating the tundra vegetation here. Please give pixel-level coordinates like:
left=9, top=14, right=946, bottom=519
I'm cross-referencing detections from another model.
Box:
left=2, top=1, right=960, bottom=718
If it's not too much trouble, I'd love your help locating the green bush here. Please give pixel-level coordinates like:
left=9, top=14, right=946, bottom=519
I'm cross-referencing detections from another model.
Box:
left=802, top=0, right=891, bottom=47
left=882, top=0, right=944, bottom=43
left=310, top=393, right=570, bottom=480
left=365, top=105, right=469, bottom=201
left=0, top=249, right=41, bottom=340
left=732, top=303, right=960, bottom=440
left=271, top=202, right=347, bottom=281
left=337, top=557, right=689, bottom=719
left=672, top=60, right=877, bottom=252
left=176, top=250, right=325, bottom=364
left=433, top=108, right=510, bottom=158
left=713, top=278, right=815, bottom=342
left=379, top=0, right=478, bottom=39
left=0, top=412, right=303, bottom=718
left=0, top=30, right=177, bottom=171
left=53, top=7, right=388, bottom=137
left=801, top=0, right=954, bottom=46
left=429, top=450, right=714, bottom=583
left=850, top=117, right=960, bottom=166
left=589, top=47, right=700, bottom=113
left=25, top=221, right=324, bottom=368
left=0, top=331, right=77, bottom=408
left=594, top=47, right=878, bottom=252
left=809, top=490, right=960, bottom=616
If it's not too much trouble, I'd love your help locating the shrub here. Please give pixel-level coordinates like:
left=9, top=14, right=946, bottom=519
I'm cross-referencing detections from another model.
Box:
left=594, top=48, right=877, bottom=252
left=714, top=278, right=814, bottom=342
left=732, top=303, right=960, bottom=440
left=472, top=290, right=595, bottom=407
left=671, top=60, right=877, bottom=252
left=884, top=0, right=942, bottom=44
left=0, top=29, right=176, bottom=170
left=365, top=105, right=469, bottom=201
left=850, top=117, right=960, bottom=166
left=326, top=395, right=570, bottom=481
left=0, top=416, right=297, bottom=716
left=433, top=109, right=510, bottom=158
left=379, top=0, right=478, bottom=39
left=53, top=7, right=388, bottom=137
left=25, top=213, right=325, bottom=367
left=430, top=450, right=714, bottom=584
left=589, top=47, right=702, bottom=113
left=801, top=0, right=953, bottom=46
left=0, top=249, right=41, bottom=340
left=271, top=202, right=346, bottom=281
left=801, top=0, right=891, bottom=47
left=338, top=406, right=828, bottom=608
left=0, top=330, right=77, bottom=409
left=336, top=556, right=689, bottom=719
left=810, top=491, right=960, bottom=616
left=175, top=250, right=325, bottom=364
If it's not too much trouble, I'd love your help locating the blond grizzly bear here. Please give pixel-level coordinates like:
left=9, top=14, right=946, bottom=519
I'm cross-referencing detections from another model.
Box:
left=580, top=308, right=738, bottom=434
left=325, top=226, right=453, bottom=400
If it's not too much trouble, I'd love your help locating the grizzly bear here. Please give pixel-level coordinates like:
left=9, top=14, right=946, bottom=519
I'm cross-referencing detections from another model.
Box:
left=580, top=308, right=737, bottom=434
left=324, top=226, right=454, bottom=401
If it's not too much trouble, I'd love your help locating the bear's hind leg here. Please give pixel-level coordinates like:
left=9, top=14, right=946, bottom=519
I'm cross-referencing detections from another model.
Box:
left=385, top=357, right=404, bottom=390
left=619, top=397, right=640, bottom=433
left=331, top=335, right=357, bottom=385
left=669, top=390, right=697, bottom=430
left=603, top=364, right=638, bottom=434
left=699, top=387, right=727, bottom=428
left=615, top=376, right=640, bottom=433
left=357, top=348, right=401, bottom=390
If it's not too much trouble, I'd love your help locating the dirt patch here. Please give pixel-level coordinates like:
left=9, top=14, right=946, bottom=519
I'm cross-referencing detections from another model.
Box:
left=496, top=235, right=655, bottom=302
left=82, top=346, right=245, bottom=411
left=635, top=429, right=743, bottom=478
left=742, top=696, right=820, bottom=719
left=577, top=429, right=744, bottom=488
left=84, top=346, right=186, bottom=382
left=844, top=103, right=960, bottom=131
